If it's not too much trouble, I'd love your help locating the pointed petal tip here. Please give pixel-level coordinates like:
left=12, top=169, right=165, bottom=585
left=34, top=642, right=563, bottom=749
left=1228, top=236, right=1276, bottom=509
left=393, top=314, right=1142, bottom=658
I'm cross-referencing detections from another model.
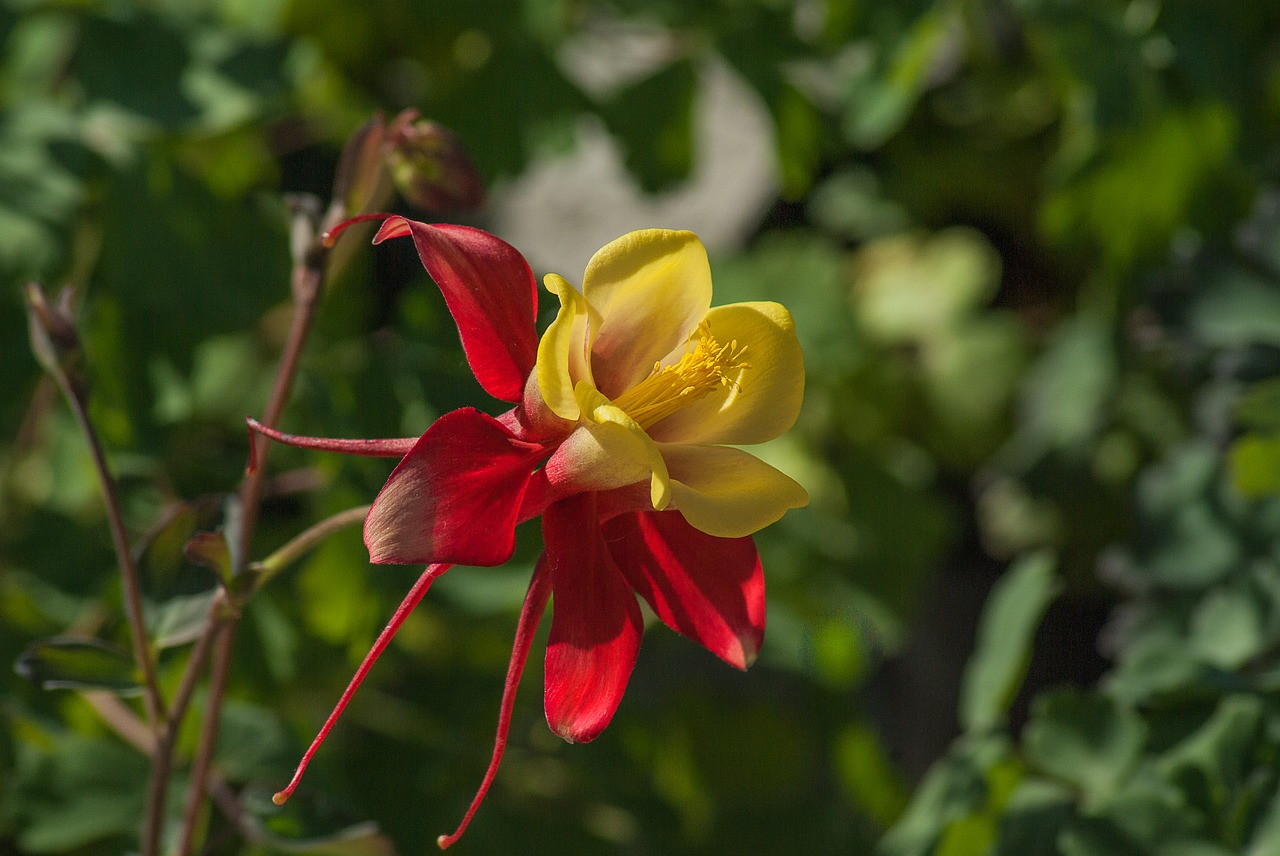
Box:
left=323, top=213, right=398, bottom=247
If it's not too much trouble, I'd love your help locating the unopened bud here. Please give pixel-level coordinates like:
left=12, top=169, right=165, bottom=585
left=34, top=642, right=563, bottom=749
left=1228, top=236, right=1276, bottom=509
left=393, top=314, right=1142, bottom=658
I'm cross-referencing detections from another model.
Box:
left=25, top=284, right=85, bottom=398
left=385, top=111, right=484, bottom=213
left=334, top=116, right=393, bottom=218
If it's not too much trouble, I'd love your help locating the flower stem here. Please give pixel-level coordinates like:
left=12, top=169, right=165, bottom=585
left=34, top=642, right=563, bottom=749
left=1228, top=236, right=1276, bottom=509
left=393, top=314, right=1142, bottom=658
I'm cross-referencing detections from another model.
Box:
left=31, top=289, right=169, bottom=856
left=251, top=504, right=372, bottom=589
left=174, top=194, right=340, bottom=856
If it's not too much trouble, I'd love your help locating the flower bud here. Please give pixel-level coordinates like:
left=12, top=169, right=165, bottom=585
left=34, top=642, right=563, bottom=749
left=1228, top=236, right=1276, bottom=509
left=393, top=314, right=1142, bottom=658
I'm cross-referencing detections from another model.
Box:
left=385, top=110, right=484, bottom=213
left=25, top=284, right=85, bottom=400
left=333, top=116, right=393, bottom=217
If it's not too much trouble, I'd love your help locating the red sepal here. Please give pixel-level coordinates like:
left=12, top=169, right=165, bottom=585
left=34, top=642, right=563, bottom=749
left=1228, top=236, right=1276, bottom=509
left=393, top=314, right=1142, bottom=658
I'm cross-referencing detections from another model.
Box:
left=605, top=510, right=765, bottom=670
left=374, top=217, right=537, bottom=403
left=245, top=418, right=416, bottom=474
left=542, top=494, right=643, bottom=744
left=364, top=408, right=544, bottom=566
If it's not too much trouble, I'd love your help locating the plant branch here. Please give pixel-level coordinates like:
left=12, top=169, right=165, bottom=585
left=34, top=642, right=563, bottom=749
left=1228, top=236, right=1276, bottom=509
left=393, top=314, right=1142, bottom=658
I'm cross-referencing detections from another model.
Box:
left=63, top=377, right=166, bottom=727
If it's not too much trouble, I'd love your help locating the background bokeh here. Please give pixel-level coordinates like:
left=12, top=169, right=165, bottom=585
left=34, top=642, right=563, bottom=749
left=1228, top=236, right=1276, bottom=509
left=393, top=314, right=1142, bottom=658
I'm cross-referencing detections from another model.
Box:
left=4, top=1, right=1280, bottom=854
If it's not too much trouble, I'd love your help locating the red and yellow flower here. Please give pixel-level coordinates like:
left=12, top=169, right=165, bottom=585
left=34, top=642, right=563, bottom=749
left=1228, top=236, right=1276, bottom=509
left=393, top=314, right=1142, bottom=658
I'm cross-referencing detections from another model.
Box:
left=257, top=218, right=807, bottom=847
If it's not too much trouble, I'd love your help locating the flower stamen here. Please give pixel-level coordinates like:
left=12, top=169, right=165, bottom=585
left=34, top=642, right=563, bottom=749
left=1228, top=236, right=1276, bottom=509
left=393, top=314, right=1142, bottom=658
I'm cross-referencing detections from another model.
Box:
left=613, top=322, right=749, bottom=429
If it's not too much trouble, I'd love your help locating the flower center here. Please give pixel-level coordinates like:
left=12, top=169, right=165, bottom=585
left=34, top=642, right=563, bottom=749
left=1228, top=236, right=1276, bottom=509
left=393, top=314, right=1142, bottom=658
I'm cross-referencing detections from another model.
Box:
left=613, top=322, right=749, bottom=429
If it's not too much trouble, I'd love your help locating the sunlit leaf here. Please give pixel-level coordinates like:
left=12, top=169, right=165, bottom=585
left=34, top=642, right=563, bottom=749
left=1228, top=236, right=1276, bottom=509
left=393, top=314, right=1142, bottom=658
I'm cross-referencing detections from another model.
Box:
left=1230, top=434, right=1280, bottom=499
left=960, top=551, right=1061, bottom=733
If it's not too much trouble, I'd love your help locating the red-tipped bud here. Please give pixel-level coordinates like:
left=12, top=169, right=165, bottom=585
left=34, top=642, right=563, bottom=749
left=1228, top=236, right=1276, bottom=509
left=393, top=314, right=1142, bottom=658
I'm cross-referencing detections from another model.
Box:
left=385, top=111, right=484, bottom=213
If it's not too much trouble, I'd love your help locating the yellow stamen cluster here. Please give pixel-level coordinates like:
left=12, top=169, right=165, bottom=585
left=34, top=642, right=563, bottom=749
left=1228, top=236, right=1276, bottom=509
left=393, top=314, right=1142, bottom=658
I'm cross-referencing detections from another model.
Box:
left=614, top=322, right=749, bottom=429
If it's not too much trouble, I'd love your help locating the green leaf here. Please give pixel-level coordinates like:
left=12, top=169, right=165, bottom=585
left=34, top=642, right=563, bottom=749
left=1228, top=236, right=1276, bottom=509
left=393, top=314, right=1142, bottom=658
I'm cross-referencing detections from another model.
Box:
left=1235, top=379, right=1280, bottom=433
left=1023, top=690, right=1145, bottom=796
left=841, top=11, right=951, bottom=150
left=1189, top=580, right=1268, bottom=669
left=213, top=699, right=292, bottom=782
left=1100, top=769, right=1195, bottom=848
left=1145, top=502, right=1240, bottom=590
left=1012, top=317, right=1117, bottom=460
left=14, top=637, right=142, bottom=695
left=1229, top=433, right=1280, bottom=498
left=135, top=503, right=200, bottom=592
left=11, top=732, right=149, bottom=852
left=994, top=779, right=1075, bottom=856
left=1246, top=780, right=1280, bottom=856
left=1158, top=695, right=1264, bottom=811
left=835, top=722, right=910, bottom=828
left=72, top=11, right=200, bottom=126
left=851, top=228, right=1002, bottom=344
left=960, top=551, right=1061, bottom=732
left=185, top=529, right=233, bottom=583
left=1191, top=269, right=1280, bottom=349
left=256, top=821, right=397, bottom=855
left=878, top=734, right=1012, bottom=856
left=1040, top=104, right=1236, bottom=272
left=240, top=786, right=399, bottom=855
left=1060, top=817, right=1145, bottom=856
left=146, top=588, right=217, bottom=649
left=935, top=813, right=996, bottom=856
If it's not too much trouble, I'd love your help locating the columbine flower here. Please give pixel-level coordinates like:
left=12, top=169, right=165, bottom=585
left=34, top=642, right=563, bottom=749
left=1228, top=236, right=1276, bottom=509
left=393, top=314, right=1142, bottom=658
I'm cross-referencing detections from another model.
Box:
left=256, top=219, right=807, bottom=848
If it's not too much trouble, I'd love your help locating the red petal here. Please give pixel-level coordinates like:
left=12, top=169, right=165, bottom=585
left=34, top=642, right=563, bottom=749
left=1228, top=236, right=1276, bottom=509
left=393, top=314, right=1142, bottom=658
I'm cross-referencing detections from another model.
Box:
left=604, top=510, right=764, bottom=670
left=542, top=494, right=643, bottom=744
left=374, top=217, right=537, bottom=402
left=364, top=408, right=544, bottom=566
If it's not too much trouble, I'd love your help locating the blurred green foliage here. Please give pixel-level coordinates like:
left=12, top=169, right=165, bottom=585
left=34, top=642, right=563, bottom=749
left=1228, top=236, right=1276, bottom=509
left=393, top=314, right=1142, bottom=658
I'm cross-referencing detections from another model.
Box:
left=2, top=0, right=1280, bottom=854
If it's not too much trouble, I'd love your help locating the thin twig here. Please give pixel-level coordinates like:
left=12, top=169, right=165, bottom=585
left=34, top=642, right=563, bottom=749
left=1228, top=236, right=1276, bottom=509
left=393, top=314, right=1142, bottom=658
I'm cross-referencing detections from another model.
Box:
left=82, top=688, right=262, bottom=848
left=176, top=621, right=238, bottom=855
left=82, top=691, right=156, bottom=753
left=36, top=301, right=170, bottom=856
left=64, top=388, right=166, bottom=724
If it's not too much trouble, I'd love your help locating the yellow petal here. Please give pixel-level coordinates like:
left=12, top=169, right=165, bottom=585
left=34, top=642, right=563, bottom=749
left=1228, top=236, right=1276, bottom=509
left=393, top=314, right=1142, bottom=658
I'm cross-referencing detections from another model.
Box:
left=536, top=273, right=595, bottom=421
left=583, top=230, right=712, bottom=399
left=662, top=444, right=808, bottom=538
left=543, top=383, right=672, bottom=509
left=648, top=301, right=805, bottom=446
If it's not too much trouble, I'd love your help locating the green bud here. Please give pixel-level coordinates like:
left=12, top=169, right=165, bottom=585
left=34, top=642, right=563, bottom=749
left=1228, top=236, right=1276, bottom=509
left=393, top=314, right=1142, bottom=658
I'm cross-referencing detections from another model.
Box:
left=385, top=110, right=484, bottom=213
